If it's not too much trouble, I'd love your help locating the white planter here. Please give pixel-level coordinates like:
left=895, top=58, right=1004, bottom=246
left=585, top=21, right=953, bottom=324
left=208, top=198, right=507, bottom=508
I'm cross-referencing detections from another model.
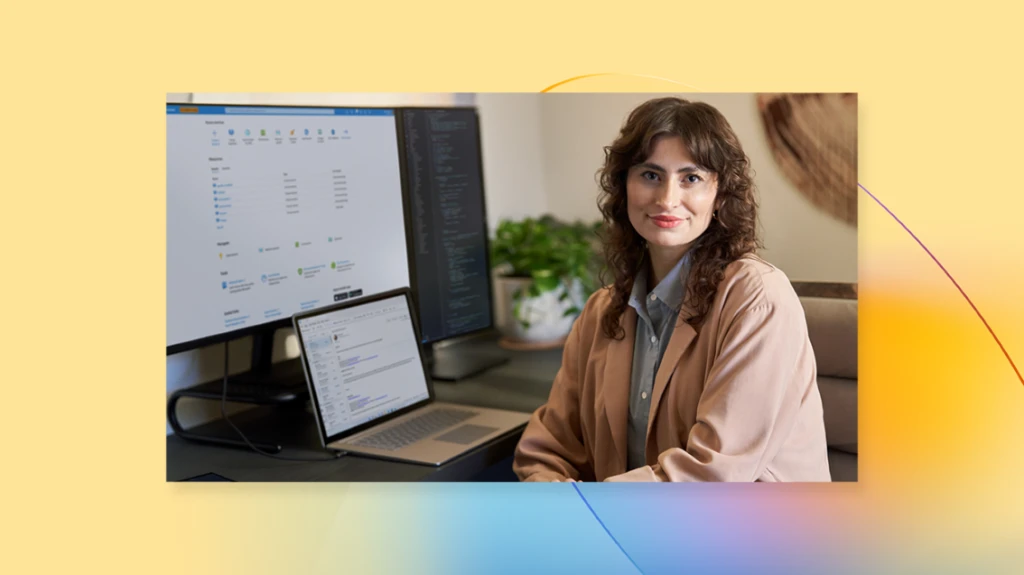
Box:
left=493, top=275, right=586, bottom=343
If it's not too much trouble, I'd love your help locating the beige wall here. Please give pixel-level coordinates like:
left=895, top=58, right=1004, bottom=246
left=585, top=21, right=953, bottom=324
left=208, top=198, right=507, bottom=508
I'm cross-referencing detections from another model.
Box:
left=535, top=93, right=858, bottom=283
left=476, top=93, right=548, bottom=232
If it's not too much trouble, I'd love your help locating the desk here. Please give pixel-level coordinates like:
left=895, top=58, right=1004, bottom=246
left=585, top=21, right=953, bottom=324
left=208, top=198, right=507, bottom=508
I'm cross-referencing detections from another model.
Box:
left=166, top=335, right=563, bottom=482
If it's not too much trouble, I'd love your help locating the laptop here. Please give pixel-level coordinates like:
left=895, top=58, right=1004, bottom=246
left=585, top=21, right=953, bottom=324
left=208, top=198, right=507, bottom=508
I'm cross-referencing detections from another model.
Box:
left=292, top=287, right=530, bottom=466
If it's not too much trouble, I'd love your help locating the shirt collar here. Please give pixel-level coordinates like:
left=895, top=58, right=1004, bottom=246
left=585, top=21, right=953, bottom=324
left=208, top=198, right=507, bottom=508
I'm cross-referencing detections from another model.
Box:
left=628, top=250, right=693, bottom=313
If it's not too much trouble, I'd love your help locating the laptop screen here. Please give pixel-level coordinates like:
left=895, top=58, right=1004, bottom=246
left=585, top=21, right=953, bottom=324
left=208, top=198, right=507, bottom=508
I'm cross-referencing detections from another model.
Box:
left=295, top=293, right=430, bottom=438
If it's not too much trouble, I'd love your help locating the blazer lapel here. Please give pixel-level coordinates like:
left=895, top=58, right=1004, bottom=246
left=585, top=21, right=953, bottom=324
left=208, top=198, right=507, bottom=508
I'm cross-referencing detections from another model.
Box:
left=647, top=302, right=698, bottom=436
left=602, top=305, right=636, bottom=475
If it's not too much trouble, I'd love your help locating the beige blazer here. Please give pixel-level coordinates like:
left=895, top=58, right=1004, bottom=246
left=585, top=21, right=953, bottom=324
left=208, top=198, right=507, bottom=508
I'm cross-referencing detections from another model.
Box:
left=513, top=255, right=831, bottom=482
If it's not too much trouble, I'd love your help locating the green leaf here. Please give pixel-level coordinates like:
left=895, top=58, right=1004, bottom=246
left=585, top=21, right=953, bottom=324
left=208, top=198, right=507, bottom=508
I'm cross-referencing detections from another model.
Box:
left=563, top=306, right=581, bottom=317
left=532, top=272, right=559, bottom=293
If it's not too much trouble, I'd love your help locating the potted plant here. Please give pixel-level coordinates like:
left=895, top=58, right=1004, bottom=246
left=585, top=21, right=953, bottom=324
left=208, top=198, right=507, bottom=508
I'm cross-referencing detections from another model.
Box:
left=490, top=215, right=603, bottom=348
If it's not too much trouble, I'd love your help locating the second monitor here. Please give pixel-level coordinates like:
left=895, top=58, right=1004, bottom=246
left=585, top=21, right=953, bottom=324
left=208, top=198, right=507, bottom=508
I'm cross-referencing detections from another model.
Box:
left=399, top=107, right=508, bottom=380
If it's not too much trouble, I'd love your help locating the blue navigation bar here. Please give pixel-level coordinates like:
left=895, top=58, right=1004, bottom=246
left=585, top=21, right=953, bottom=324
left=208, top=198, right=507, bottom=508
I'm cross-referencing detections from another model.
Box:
left=167, top=105, right=393, bottom=116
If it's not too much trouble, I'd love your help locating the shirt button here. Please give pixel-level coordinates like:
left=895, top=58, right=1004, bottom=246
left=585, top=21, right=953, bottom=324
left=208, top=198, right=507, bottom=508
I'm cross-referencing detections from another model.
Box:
left=650, top=294, right=657, bottom=302
left=641, top=391, right=648, bottom=400
left=650, top=335, right=657, bottom=344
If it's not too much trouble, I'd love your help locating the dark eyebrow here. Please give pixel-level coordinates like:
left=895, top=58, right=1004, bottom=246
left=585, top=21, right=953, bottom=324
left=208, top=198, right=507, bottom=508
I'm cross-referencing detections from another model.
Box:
left=635, top=162, right=704, bottom=174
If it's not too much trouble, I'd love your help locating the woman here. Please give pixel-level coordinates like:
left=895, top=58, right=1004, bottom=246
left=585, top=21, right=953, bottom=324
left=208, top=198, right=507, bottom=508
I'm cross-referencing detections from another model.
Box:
left=513, top=97, right=831, bottom=482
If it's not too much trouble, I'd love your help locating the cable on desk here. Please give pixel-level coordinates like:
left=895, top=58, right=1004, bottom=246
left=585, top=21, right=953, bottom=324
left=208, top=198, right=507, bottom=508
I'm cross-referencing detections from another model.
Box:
left=221, top=342, right=345, bottom=463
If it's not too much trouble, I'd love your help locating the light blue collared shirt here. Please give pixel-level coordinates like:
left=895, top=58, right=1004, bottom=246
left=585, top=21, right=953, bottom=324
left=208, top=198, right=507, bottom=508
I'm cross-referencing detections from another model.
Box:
left=625, top=252, right=693, bottom=471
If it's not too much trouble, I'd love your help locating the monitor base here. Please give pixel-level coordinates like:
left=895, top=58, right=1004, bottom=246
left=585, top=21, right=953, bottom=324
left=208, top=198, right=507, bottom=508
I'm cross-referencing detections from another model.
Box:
left=428, top=346, right=509, bottom=381
left=167, top=357, right=309, bottom=453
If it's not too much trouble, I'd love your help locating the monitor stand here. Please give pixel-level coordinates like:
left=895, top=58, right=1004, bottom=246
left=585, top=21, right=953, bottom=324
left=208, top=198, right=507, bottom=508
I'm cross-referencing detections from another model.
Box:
left=223, top=331, right=307, bottom=398
left=425, top=342, right=509, bottom=381
left=168, top=330, right=309, bottom=453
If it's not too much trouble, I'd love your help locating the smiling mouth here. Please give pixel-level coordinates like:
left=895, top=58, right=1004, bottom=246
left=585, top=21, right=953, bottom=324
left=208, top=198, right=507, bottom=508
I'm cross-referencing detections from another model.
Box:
left=649, top=215, right=684, bottom=229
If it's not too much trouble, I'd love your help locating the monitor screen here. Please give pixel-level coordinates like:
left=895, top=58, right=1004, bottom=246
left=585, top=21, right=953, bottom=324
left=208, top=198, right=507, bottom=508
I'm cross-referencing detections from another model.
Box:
left=295, top=293, right=430, bottom=438
left=166, top=105, right=410, bottom=350
left=400, top=108, right=494, bottom=344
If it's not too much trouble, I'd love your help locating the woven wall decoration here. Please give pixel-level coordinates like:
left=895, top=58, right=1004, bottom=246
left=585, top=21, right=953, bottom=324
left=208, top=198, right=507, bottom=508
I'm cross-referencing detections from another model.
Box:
left=756, top=93, right=858, bottom=226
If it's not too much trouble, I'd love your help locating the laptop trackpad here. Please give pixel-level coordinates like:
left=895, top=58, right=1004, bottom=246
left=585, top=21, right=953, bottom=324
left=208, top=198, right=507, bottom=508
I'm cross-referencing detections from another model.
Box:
left=434, top=424, right=498, bottom=445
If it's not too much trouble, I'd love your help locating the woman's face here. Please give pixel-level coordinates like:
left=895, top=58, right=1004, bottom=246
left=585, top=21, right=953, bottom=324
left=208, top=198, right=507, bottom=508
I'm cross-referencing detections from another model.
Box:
left=626, top=135, right=718, bottom=253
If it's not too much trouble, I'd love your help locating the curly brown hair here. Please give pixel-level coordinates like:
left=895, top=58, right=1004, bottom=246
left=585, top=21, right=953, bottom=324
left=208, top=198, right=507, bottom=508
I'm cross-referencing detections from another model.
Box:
left=597, top=97, right=761, bottom=339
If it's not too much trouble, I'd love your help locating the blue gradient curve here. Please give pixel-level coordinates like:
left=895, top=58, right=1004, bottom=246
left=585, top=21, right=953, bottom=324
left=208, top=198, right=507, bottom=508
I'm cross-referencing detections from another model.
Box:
left=572, top=483, right=645, bottom=574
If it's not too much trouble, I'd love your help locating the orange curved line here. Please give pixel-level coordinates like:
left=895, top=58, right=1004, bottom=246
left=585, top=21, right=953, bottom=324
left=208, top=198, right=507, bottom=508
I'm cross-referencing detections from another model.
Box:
left=540, top=72, right=702, bottom=93
left=541, top=73, right=616, bottom=92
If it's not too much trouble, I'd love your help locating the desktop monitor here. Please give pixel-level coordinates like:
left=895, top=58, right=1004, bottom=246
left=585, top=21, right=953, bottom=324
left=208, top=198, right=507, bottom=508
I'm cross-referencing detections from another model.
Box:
left=166, top=104, right=411, bottom=384
left=397, top=107, right=507, bottom=380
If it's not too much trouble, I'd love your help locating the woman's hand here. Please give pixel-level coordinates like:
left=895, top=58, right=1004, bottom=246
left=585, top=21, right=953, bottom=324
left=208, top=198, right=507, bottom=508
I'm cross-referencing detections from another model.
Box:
left=604, top=466, right=658, bottom=482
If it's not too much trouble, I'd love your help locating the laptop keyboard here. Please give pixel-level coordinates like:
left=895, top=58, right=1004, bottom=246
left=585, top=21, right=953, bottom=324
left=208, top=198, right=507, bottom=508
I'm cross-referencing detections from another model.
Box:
left=352, top=408, right=478, bottom=451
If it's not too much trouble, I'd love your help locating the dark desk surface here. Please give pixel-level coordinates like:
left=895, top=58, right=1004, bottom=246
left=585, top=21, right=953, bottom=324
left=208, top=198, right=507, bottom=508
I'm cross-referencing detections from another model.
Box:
left=167, top=336, right=563, bottom=482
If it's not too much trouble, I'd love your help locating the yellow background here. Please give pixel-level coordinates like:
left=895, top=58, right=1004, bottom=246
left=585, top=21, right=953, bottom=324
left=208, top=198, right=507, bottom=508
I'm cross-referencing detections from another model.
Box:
left=3, top=1, right=1024, bottom=573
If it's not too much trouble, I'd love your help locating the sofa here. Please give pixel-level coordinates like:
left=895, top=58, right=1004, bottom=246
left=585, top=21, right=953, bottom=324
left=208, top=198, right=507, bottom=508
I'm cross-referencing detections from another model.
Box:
left=793, top=283, right=858, bottom=482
